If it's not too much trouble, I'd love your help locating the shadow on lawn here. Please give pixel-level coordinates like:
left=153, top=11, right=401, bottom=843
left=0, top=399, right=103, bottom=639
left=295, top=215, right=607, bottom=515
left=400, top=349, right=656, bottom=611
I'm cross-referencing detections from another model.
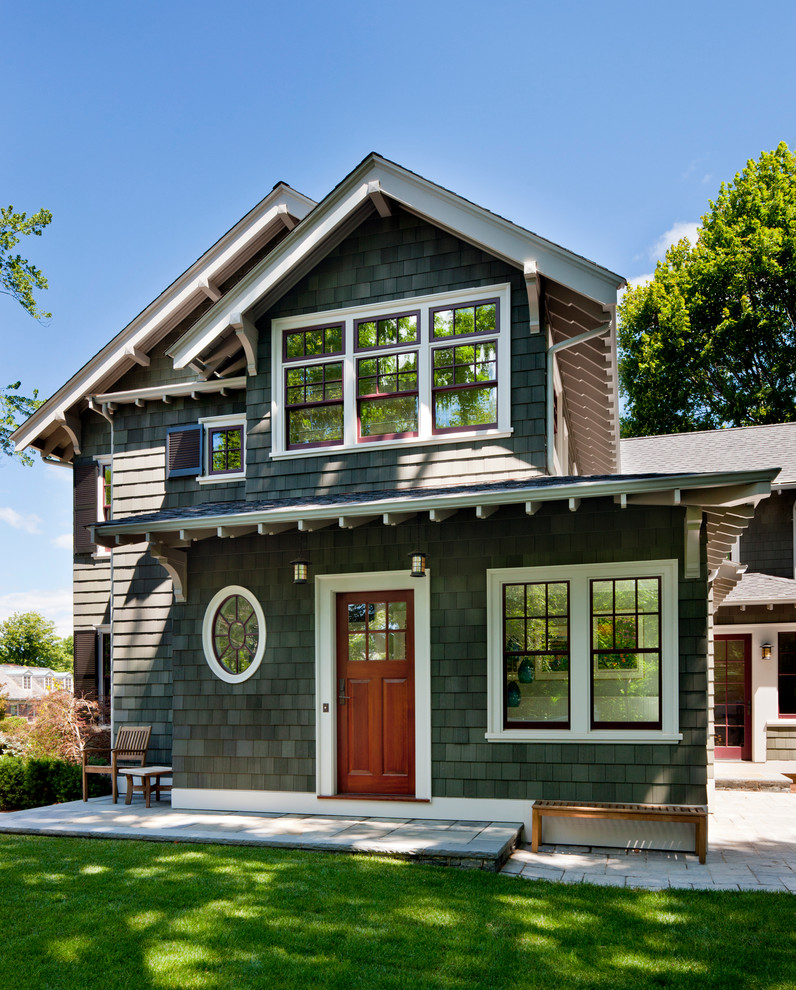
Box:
left=2, top=836, right=795, bottom=990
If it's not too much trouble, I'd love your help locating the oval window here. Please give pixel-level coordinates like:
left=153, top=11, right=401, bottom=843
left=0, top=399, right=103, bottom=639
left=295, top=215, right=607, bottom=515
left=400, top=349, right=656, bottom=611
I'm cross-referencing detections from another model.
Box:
left=202, top=586, right=266, bottom=683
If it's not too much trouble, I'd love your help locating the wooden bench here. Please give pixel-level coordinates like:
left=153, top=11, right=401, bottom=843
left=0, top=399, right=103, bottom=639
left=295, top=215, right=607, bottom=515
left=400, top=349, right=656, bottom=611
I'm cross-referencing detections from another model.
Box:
left=531, top=800, right=708, bottom=863
left=117, top=766, right=173, bottom=808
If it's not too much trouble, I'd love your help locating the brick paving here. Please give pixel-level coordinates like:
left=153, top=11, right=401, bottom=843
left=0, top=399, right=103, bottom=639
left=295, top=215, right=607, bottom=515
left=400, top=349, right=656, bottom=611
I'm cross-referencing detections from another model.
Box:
left=502, top=790, right=796, bottom=891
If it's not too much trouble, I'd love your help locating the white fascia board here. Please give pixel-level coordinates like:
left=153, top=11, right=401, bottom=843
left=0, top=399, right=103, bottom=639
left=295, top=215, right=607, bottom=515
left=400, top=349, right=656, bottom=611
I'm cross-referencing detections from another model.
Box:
left=169, top=178, right=376, bottom=369
left=168, top=155, right=627, bottom=372
left=373, top=159, right=626, bottom=306
left=96, top=468, right=777, bottom=541
left=90, top=376, right=247, bottom=406
left=11, top=186, right=316, bottom=452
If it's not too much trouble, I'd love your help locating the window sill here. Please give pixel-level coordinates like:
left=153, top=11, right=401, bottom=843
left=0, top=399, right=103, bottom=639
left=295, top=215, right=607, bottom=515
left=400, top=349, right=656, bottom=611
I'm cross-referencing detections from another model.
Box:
left=197, top=473, right=246, bottom=485
left=271, top=428, right=514, bottom=460
left=485, top=730, right=683, bottom=744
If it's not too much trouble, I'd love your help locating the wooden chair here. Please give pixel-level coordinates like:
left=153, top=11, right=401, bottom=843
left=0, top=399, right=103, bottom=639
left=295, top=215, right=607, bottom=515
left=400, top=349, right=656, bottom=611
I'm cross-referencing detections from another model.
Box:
left=81, top=725, right=152, bottom=803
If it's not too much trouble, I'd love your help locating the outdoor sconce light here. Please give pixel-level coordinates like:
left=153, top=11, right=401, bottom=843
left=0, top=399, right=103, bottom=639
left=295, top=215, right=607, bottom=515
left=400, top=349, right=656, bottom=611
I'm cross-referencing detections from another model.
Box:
left=291, top=558, right=310, bottom=585
left=761, top=642, right=773, bottom=660
left=409, top=550, right=427, bottom=578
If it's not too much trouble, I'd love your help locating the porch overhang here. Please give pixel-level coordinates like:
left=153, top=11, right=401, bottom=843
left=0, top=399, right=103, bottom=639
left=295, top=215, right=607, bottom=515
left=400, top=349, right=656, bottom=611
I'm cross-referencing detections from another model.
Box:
left=91, top=469, right=775, bottom=606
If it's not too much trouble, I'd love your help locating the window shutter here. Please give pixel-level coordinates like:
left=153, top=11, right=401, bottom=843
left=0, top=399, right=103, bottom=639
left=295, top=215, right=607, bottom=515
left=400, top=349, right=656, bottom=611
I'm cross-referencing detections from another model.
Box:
left=167, top=424, right=204, bottom=478
left=74, top=462, right=99, bottom=554
left=73, top=629, right=98, bottom=698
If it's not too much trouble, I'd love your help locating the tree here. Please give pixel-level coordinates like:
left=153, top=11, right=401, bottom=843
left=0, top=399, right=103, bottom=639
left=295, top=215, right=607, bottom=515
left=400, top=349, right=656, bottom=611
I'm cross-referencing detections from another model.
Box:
left=619, top=142, right=796, bottom=437
left=1, top=204, right=52, bottom=461
left=0, top=612, right=73, bottom=671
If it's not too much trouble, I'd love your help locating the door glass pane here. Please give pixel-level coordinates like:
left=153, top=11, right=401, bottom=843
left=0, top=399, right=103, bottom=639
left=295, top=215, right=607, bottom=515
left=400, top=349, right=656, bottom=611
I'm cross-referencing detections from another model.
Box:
left=348, top=633, right=366, bottom=661
left=369, top=632, right=387, bottom=661
left=388, top=601, right=407, bottom=629
left=389, top=631, right=406, bottom=660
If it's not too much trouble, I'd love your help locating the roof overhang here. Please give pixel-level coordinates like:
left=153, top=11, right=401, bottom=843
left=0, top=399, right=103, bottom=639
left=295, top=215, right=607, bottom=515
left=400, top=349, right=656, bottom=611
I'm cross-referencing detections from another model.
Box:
left=167, top=153, right=626, bottom=373
left=91, top=469, right=775, bottom=604
left=11, top=183, right=316, bottom=460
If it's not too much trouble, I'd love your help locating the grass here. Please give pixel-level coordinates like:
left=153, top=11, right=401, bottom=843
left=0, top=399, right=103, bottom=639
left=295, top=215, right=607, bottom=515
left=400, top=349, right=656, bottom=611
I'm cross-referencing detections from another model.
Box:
left=2, top=835, right=795, bottom=990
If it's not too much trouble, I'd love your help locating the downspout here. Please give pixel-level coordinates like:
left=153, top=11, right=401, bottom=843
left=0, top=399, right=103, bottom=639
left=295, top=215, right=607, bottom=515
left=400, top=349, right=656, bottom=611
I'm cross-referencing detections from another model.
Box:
left=88, top=400, right=115, bottom=738
left=546, top=323, right=612, bottom=476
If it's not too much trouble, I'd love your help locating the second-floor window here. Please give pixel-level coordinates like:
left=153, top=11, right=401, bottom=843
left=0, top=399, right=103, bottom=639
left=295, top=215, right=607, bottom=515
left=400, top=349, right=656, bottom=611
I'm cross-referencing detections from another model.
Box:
left=166, top=416, right=247, bottom=482
left=271, top=284, right=511, bottom=456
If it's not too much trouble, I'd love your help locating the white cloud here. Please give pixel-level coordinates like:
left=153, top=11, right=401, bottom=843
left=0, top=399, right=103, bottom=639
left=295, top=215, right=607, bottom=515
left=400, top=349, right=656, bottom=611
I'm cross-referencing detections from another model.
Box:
left=0, top=588, right=73, bottom=637
left=627, top=273, right=654, bottom=288
left=52, top=533, right=73, bottom=550
left=0, top=506, right=42, bottom=534
left=650, top=221, right=700, bottom=261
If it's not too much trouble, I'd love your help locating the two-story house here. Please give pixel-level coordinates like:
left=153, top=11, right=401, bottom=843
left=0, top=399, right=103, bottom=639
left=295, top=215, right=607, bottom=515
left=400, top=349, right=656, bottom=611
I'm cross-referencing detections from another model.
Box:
left=0, top=664, right=73, bottom=719
left=623, top=425, right=796, bottom=766
left=10, top=155, right=772, bottom=840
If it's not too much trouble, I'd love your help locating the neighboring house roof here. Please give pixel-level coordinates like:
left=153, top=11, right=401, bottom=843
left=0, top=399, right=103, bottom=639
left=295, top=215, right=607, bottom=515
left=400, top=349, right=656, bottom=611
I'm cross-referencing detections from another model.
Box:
left=0, top=665, right=73, bottom=703
left=721, top=571, right=796, bottom=607
left=621, top=423, right=796, bottom=486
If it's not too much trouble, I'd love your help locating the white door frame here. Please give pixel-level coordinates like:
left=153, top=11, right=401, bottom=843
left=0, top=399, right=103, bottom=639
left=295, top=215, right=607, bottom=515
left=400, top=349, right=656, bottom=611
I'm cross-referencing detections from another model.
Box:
left=315, top=570, right=432, bottom=799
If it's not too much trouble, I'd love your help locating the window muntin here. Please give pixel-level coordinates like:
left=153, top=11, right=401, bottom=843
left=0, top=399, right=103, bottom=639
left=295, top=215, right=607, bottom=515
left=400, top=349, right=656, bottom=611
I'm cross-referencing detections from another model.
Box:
left=285, top=360, right=344, bottom=448
left=432, top=340, right=497, bottom=433
left=208, top=426, right=244, bottom=475
left=272, top=285, right=511, bottom=457
left=357, top=351, right=418, bottom=441
left=487, top=560, right=678, bottom=742
left=591, top=577, right=662, bottom=729
left=431, top=299, right=498, bottom=340
left=202, top=586, right=266, bottom=684
left=355, top=312, right=419, bottom=351
left=504, top=582, right=570, bottom=728
left=284, top=323, right=343, bottom=361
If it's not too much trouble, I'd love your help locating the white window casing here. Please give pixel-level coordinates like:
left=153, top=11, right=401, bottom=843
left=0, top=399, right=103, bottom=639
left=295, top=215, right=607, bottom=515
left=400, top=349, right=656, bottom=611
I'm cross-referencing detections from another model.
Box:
left=486, top=559, right=681, bottom=743
left=197, top=413, right=247, bottom=483
left=202, top=585, right=266, bottom=683
left=271, top=283, right=512, bottom=459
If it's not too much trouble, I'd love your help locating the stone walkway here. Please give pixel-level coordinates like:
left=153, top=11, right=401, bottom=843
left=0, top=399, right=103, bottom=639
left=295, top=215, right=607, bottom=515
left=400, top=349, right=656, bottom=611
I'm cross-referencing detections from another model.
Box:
left=1, top=789, right=794, bottom=891
left=0, top=797, right=520, bottom=870
left=502, top=790, right=796, bottom=892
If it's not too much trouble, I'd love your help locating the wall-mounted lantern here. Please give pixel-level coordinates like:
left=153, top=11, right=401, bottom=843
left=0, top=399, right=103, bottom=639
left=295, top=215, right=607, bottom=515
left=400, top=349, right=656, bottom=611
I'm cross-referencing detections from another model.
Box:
left=291, top=558, right=310, bottom=585
left=761, top=642, right=773, bottom=660
left=409, top=550, right=427, bottom=578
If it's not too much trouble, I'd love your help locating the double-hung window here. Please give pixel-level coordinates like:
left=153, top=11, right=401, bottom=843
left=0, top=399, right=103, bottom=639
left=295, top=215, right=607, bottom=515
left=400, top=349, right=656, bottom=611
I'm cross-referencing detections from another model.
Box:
left=271, top=284, right=511, bottom=456
left=487, top=559, right=679, bottom=742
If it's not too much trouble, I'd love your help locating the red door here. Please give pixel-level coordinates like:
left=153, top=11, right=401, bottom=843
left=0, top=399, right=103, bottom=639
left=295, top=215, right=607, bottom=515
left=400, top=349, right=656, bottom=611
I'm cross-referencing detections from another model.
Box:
left=336, top=591, right=415, bottom=795
left=714, top=634, right=752, bottom=760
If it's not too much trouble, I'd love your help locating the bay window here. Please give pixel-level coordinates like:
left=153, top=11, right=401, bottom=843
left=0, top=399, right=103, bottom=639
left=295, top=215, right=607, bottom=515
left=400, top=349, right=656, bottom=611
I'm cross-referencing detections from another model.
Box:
left=271, top=284, right=511, bottom=456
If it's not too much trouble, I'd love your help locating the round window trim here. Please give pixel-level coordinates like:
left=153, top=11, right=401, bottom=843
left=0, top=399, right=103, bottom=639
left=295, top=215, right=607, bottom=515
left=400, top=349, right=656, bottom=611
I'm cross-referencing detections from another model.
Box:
left=202, top=585, right=266, bottom=683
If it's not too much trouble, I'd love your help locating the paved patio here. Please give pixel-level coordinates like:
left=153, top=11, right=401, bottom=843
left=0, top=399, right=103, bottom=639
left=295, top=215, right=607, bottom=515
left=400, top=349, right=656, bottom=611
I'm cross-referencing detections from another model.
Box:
left=1, top=788, right=794, bottom=891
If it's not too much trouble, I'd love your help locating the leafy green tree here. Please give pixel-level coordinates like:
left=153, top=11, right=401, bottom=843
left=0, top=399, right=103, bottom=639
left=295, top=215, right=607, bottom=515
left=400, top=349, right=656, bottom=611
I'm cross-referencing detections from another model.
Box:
left=619, top=142, right=796, bottom=436
left=0, top=612, right=73, bottom=671
left=1, top=204, right=52, bottom=460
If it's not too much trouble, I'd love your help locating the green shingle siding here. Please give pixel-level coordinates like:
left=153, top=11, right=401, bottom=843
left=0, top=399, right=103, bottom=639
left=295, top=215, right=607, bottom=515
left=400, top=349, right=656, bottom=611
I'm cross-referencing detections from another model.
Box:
left=171, top=500, right=708, bottom=804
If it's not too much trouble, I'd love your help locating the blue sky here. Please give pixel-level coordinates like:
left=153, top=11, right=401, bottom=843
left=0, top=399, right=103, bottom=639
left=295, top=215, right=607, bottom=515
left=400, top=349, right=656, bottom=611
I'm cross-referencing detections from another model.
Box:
left=1, top=0, right=795, bottom=635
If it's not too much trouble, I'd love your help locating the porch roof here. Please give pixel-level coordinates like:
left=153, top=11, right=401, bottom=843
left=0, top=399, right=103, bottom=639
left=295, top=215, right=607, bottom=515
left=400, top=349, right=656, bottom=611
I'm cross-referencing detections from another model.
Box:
left=721, top=571, right=796, bottom=608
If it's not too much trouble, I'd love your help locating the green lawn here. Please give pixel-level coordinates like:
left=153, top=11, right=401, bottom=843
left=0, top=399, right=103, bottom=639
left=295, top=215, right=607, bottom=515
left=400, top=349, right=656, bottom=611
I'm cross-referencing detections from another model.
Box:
left=3, top=835, right=794, bottom=990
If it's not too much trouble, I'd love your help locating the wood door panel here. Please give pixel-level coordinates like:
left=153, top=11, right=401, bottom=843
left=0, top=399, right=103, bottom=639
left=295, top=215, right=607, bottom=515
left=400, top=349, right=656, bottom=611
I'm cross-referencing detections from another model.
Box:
left=382, top=677, right=409, bottom=777
left=337, top=590, right=415, bottom=795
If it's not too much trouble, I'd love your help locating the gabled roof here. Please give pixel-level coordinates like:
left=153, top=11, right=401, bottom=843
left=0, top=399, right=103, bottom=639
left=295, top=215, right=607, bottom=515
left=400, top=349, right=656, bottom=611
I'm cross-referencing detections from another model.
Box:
left=621, top=423, right=796, bottom=487
left=166, top=153, right=625, bottom=474
left=11, top=182, right=316, bottom=460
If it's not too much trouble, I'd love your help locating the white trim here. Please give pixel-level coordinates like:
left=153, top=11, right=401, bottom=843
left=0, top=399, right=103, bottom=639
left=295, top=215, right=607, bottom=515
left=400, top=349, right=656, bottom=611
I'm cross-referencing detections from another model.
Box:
left=486, top=559, right=680, bottom=742
left=314, top=569, right=432, bottom=800
left=202, top=585, right=266, bottom=684
left=271, top=284, right=511, bottom=458
left=91, top=377, right=248, bottom=407
left=12, top=181, right=313, bottom=453
left=173, top=788, right=532, bottom=831
left=94, top=456, right=112, bottom=557
left=270, top=429, right=515, bottom=461
left=169, top=155, right=625, bottom=373
left=198, top=412, right=247, bottom=482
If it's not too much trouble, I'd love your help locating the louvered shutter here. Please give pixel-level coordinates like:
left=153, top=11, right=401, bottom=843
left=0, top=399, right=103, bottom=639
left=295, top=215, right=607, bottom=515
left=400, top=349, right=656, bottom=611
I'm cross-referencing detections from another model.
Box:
left=73, top=629, right=98, bottom=698
left=74, top=462, right=99, bottom=554
left=167, top=424, right=204, bottom=478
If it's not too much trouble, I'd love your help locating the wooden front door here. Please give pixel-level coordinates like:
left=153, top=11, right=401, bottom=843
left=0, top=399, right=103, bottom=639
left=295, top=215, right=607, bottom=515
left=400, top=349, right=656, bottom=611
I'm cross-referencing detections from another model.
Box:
left=336, top=590, right=415, bottom=795
left=714, top=634, right=752, bottom=760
